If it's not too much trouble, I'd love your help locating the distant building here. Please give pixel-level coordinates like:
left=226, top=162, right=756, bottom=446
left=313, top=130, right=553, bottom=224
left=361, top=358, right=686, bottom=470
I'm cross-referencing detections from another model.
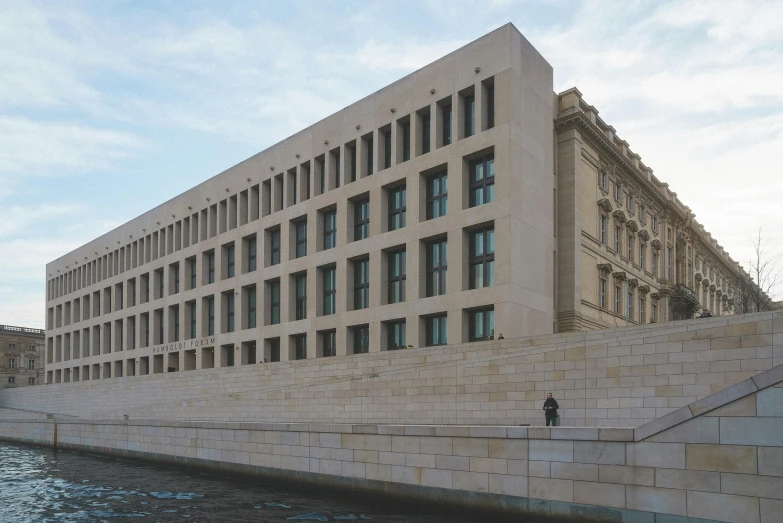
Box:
left=1, top=324, right=45, bottom=388
left=41, top=24, right=768, bottom=384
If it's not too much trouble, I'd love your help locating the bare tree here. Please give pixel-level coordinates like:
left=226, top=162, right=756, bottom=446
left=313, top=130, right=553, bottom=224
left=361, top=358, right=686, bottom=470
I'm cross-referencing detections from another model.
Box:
left=732, top=229, right=780, bottom=313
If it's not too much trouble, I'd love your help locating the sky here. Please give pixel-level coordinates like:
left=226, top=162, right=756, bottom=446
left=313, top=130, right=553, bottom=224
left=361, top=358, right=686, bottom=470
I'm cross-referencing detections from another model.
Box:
left=1, top=0, right=781, bottom=328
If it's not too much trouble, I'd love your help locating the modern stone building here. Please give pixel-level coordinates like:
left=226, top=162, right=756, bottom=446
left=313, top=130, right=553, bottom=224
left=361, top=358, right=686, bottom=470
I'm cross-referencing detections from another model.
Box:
left=1, top=324, right=45, bottom=388
left=42, top=24, right=765, bottom=384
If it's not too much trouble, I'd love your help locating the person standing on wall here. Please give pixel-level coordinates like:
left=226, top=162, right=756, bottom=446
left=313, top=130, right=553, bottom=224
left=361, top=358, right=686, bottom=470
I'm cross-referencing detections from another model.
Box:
left=543, top=392, right=559, bottom=426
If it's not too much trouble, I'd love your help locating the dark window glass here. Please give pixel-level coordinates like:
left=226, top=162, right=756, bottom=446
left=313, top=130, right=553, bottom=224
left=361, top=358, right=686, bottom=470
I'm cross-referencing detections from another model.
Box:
left=599, top=277, right=607, bottom=308
left=173, top=264, right=180, bottom=293
left=295, top=274, right=307, bottom=320
left=388, top=249, right=406, bottom=304
left=226, top=294, right=234, bottom=332
left=464, top=95, right=475, bottom=137
left=383, top=130, right=392, bottom=169
left=334, top=151, right=340, bottom=188
left=293, top=335, right=306, bottom=360
left=469, top=227, right=495, bottom=289
left=190, top=302, right=197, bottom=338
left=426, top=171, right=448, bottom=220
left=387, top=320, right=406, bottom=350
left=248, top=287, right=256, bottom=329
left=367, top=137, right=374, bottom=175
left=426, top=239, right=448, bottom=297
left=270, top=280, right=280, bottom=325
left=322, top=330, right=336, bottom=357
left=402, top=121, right=410, bottom=162
left=442, top=103, right=452, bottom=145
left=190, top=259, right=197, bottom=288
left=354, top=258, right=369, bottom=310
left=469, top=308, right=494, bottom=341
left=426, top=314, right=447, bottom=346
left=323, top=266, right=336, bottom=315
left=487, top=85, right=495, bottom=128
left=353, top=325, right=369, bottom=354
left=354, top=199, right=369, bottom=241
left=319, top=159, right=326, bottom=194
left=248, top=239, right=257, bottom=272
left=323, top=211, right=337, bottom=249
left=296, top=221, right=307, bottom=258
left=469, top=155, right=495, bottom=207
left=350, top=146, right=357, bottom=182
left=268, top=338, right=281, bottom=362
left=422, top=112, right=431, bottom=154
left=208, top=252, right=215, bottom=283
left=173, top=305, right=180, bottom=341
left=388, top=186, right=406, bottom=231
left=270, top=229, right=280, bottom=265
left=227, top=245, right=235, bottom=278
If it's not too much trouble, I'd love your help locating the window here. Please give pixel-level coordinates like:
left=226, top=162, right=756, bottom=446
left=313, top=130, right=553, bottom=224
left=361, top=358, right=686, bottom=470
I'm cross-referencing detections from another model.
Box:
left=652, top=303, right=658, bottom=322
left=269, top=280, right=280, bottom=325
left=323, top=266, right=336, bottom=315
left=687, top=262, right=692, bottom=284
left=352, top=325, right=369, bottom=354
left=442, top=102, right=452, bottom=145
left=28, top=359, right=35, bottom=370
left=652, top=252, right=659, bottom=278
left=614, top=284, right=622, bottom=314
left=354, top=258, right=370, bottom=310
left=190, top=302, right=197, bottom=338
left=322, top=330, right=336, bottom=357
left=387, top=320, right=406, bottom=350
left=208, top=296, right=215, bottom=336
left=600, top=215, right=607, bottom=245
left=28, top=377, right=35, bottom=385
left=388, top=186, right=406, bottom=231
left=469, top=227, right=495, bottom=289
left=426, top=239, right=448, bottom=297
left=354, top=199, right=369, bottom=241
left=248, top=238, right=257, bottom=272
left=627, top=194, right=635, bottom=212
left=426, top=314, right=447, bottom=346
left=422, top=112, right=431, bottom=154
left=596, top=274, right=607, bottom=309
left=640, top=244, right=646, bottom=269
left=388, top=249, right=406, bottom=304
left=226, top=293, right=235, bottom=332
left=464, top=94, right=475, bottom=137
left=639, top=296, right=646, bottom=324
left=627, top=235, right=634, bottom=262
left=469, top=155, right=495, bottom=207
left=323, top=211, right=336, bottom=250
left=652, top=216, right=659, bottom=233
left=383, top=129, right=392, bottom=169
left=349, top=145, right=357, bottom=182
left=226, top=245, right=235, bottom=278
left=270, top=229, right=281, bottom=265
left=7, top=377, right=14, bottom=385
left=486, top=83, right=495, bottom=128
left=295, top=220, right=307, bottom=258
left=295, top=274, right=307, bottom=320
left=293, top=335, right=306, bottom=360
left=366, top=136, right=374, bottom=175
left=667, top=247, right=673, bottom=281
left=627, top=289, right=634, bottom=320
left=248, top=286, right=257, bottom=329
left=319, top=158, right=326, bottom=194
left=639, top=205, right=646, bottom=224
left=401, top=121, right=411, bottom=162
left=615, top=226, right=622, bottom=253
left=190, top=258, right=197, bottom=288
left=469, top=308, right=494, bottom=341
left=208, top=252, right=215, bottom=284
left=8, top=358, right=15, bottom=369
left=426, top=171, right=448, bottom=219
left=599, top=170, right=607, bottom=190
left=614, top=183, right=622, bottom=201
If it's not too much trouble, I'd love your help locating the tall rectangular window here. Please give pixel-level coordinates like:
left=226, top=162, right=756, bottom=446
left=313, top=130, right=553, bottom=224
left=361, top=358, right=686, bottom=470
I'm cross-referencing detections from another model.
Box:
left=486, top=84, right=494, bottom=129
left=226, top=245, right=235, bottom=278
left=388, top=249, right=406, bottom=304
left=426, top=314, right=447, bottom=346
left=469, top=227, right=495, bottom=289
left=687, top=262, right=692, bottom=284
left=615, top=226, right=622, bottom=253
left=323, top=211, right=336, bottom=249
left=28, top=359, right=35, bottom=370
left=469, top=308, right=494, bottom=341
left=639, top=296, right=646, bottom=324
left=269, top=280, right=280, bottom=325
left=614, top=284, right=622, bottom=314
left=627, top=235, right=634, bottom=262
left=248, top=238, right=257, bottom=272
left=387, top=320, right=406, bottom=350
left=293, top=335, right=306, bottom=360
left=652, top=252, right=659, bottom=278
left=599, top=277, right=607, bottom=308
left=627, top=289, right=633, bottom=320
left=208, top=296, right=215, bottom=336
left=248, top=286, right=257, bottom=329
left=322, top=330, right=336, bottom=357
left=296, top=220, right=307, bottom=258
left=426, top=171, right=448, bottom=220
left=354, top=258, right=369, bottom=310
left=226, top=293, right=235, bottom=332
left=350, top=146, right=357, bottom=182
left=640, top=244, right=646, bottom=270
left=599, top=170, right=607, bottom=190
left=469, top=155, right=495, bottom=207
left=190, top=302, right=197, bottom=338
left=319, top=158, right=326, bottom=194
left=615, top=184, right=622, bottom=201
left=173, top=305, right=180, bottom=341
left=464, top=94, right=475, bottom=137
left=367, top=136, right=374, bottom=175
left=323, top=266, right=336, bottom=315
left=401, top=121, right=411, bottom=162
left=422, top=112, right=431, bottom=154
left=352, top=325, right=369, bottom=354
left=667, top=247, right=673, bottom=281
left=295, top=274, right=307, bottom=320
left=354, top=199, right=369, bottom=241
left=270, top=229, right=281, bottom=265
left=388, top=186, right=406, bottom=231
left=173, top=264, right=180, bottom=293
left=426, top=239, right=448, bottom=297
left=190, top=258, right=197, bottom=288
left=208, top=252, right=215, bottom=284
left=442, top=103, right=452, bottom=145
left=600, top=215, right=607, bottom=245
left=383, top=129, right=392, bottom=169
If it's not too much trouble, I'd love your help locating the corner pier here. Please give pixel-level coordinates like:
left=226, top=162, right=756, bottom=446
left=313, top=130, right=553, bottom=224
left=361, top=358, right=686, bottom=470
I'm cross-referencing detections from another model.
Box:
left=1, top=312, right=782, bottom=522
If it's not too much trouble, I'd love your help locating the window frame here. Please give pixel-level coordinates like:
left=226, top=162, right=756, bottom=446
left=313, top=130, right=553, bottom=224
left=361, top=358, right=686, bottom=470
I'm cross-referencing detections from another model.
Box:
left=388, top=186, right=406, bottom=231
left=354, top=199, right=369, bottom=241
left=425, top=314, right=448, bottom=347
left=387, top=320, right=406, bottom=350
left=248, top=286, right=257, bottom=329
left=352, top=324, right=370, bottom=354
left=353, top=257, right=370, bottom=310
left=387, top=249, right=406, bottom=304
left=322, top=329, right=336, bottom=357
left=468, top=308, right=495, bottom=341
left=323, top=266, right=336, bottom=315
left=248, top=238, right=257, bottom=272
left=295, top=273, right=307, bottom=321
left=269, top=280, right=280, bottom=325
left=295, top=220, right=307, bottom=258
left=469, top=226, right=495, bottom=290
left=426, top=170, right=448, bottom=220
left=323, top=210, right=337, bottom=250
left=270, top=228, right=281, bottom=265
left=426, top=238, right=448, bottom=297
left=468, top=155, right=495, bottom=207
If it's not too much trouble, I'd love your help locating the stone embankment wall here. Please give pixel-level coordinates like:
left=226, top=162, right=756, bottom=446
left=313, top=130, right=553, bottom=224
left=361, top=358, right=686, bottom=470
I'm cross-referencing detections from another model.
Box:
left=1, top=365, right=781, bottom=523
left=1, top=312, right=780, bottom=427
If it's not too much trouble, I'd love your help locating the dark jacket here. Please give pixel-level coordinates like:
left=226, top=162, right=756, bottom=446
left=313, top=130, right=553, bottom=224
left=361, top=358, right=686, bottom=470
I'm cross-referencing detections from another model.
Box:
left=543, top=398, right=559, bottom=417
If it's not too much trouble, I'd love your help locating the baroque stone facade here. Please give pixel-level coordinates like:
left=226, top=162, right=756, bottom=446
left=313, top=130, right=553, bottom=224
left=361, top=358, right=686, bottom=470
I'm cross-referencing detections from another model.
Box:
left=41, top=24, right=767, bottom=384
left=0, top=324, right=45, bottom=389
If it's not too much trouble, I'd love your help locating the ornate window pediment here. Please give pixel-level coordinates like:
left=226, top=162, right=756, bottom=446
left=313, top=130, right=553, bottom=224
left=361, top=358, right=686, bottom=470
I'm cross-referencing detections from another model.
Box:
left=650, top=239, right=662, bottom=251
left=626, top=220, right=639, bottom=233
left=638, top=285, right=650, bottom=295
left=638, top=229, right=650, bottom=242
left=701, top=278, right=710, bottom=287
left=597, top=263, right=614, bottom=276
left=613, top=271, right=627, bottom=282
left=598, top=198, right=613, bottom=213
left=612, top=209, right=627, bottom=223
left=694, top=272, right=703, bottom=282
left=627, top=278, right=639, bottom=289
left=650, top=292, right=660, bottom=301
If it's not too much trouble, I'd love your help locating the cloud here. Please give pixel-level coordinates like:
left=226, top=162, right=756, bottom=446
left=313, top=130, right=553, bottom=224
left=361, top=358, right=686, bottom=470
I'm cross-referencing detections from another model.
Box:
left=0, top=203, right=86, bottom=239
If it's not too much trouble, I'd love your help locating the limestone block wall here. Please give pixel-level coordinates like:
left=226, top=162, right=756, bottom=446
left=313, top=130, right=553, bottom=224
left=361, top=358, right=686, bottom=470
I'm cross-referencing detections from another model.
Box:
left=1, top=312, right=780, bottom=428
left=1, top=365, right=781, bottom=523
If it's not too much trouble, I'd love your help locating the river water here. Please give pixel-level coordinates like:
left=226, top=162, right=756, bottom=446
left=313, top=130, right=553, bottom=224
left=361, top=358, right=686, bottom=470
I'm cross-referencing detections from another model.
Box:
left=0, top=442, right=524, bottom=523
